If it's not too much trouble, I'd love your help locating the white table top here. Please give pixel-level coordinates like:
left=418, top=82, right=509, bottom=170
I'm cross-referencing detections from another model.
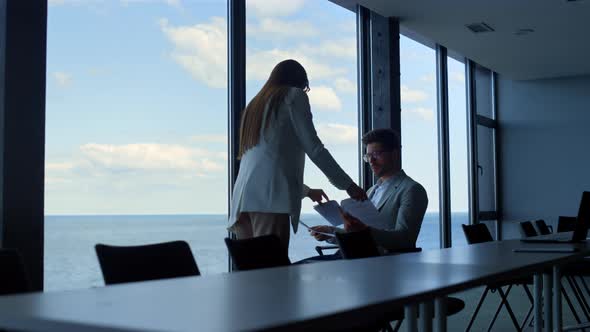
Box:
left=0, top=239, right=588, bottom=332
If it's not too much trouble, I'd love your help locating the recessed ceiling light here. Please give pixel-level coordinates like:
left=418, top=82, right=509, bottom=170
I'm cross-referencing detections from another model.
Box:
left=465, top=22, right=495, bottom=33
left=514, top=28, right=535, bottom=36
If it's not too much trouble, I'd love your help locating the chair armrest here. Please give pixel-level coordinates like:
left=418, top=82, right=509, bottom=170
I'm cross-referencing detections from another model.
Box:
left=315, top=245, right=339, bottom=256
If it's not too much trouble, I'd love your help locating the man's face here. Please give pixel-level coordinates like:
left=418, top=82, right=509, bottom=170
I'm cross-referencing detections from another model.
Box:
left=365, top=142, right=398, bottom=178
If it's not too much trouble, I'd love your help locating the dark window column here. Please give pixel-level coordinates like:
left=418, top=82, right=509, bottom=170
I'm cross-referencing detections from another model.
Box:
left=356, top=7, right=401, bottom=189
left=227, top=0, right=245, bottom=271
left=436, top=45, right=451, bottom=248
left=0, top=0, right=47, bottom=291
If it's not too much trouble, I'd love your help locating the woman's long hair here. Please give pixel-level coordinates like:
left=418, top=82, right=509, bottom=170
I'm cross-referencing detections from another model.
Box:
left=238, top=59, right=309, bottom=158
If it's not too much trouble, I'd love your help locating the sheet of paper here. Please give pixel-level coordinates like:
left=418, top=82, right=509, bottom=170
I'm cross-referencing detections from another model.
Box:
left=340, top=198, right=385, bottom=229
left=299, top=220, right=335, bottom=237
left=312, top=200, right=344, bottom=226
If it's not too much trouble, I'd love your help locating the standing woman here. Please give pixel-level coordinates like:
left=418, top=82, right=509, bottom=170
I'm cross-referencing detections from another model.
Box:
left=229, top=59, right=366, bottom=253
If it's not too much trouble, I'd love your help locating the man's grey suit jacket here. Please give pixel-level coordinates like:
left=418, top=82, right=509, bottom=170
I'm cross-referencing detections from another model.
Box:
left=367, top=170, right=428, bottom=251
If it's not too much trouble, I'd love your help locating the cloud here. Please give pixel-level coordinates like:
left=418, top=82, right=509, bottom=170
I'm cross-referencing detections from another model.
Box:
left=450, top=71, right=465, bottom=83
left=247, top=18, right=317, bottom=38
left=159, top=17, right=227, bottom=88
left=308, top=86, right=342, bottom=112
left=79, top=143, right=224, bottom=174
left=401, top=85, right=428, bottom=103
left=419, top=73, right=435, bottom=83
left=316, top=123, right=357, bottom=145
left=160, top=17, right=347, bottom=87
left=403, top=107, right=435, bottom=122
left=334, top=78, right=356, bottom=94
left=300, top=38, right=356, bottom=59
left=247, top=0, right=306, bottom=17
left=190, top=134, right=227, bottom=144
left=53, top=71, right=72, bottom=87
left=46, top=143, right=226, bottom=186
left=246, top=48, right=346, bottom=82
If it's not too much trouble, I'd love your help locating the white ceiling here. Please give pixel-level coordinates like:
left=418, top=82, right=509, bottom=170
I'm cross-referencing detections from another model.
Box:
left=330, top=0, right=590, bottom=80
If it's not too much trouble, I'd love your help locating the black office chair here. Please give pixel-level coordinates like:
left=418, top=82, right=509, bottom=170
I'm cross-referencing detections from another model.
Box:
left=558, top=216, right=577, bottom=232
left=336, top=229, right=464, bottom=332
left=519, top=221, right=538, bottom=238
left=533, top=219, right=552, bottom=235
left=95, top=241, right=200, bottom=285
left=0, top=249, right=30, bottom=295
left=462, top=224, right=533, bottom=331
left=224, top=235, right=291, bottom=271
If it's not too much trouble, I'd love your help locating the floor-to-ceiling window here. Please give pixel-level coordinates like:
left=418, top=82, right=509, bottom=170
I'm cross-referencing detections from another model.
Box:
left=45, top=0, right=228, bottom=290
left=245, top=0, right=358, bottom=261
left=399, top=36, right=439, bottom=250
left=448, top=56, right=469, bottom=246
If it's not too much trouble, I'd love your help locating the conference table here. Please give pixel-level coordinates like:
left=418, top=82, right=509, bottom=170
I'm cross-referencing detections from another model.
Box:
left=0, top=238, right=589, bottom=332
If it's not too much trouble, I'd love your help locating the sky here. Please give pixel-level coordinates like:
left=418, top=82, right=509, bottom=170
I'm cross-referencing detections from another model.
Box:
left=45, top=0, right=469, bottom=215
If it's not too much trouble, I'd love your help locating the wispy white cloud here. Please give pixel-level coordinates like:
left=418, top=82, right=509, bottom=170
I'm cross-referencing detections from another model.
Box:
left=160, top=17, right=347, bottom=87
left=246, top=48, right=346, bottom=82
left=300, top=38, right=356, bottom=59
left=247, top=18, right=317, bottom=38
left=247, top=0, right=305, bottom=18
left=334, top=78, right=356, bottom=94
left=159, top=17, right=227, bottom=89
left=45, top=143, right=226, bottom=187
left=403, top=107, right=435, bottom=122
left=419, top=73, right=435, bottom=83
left=53, top=71, right=72, bottom=87
left=308, top=86, right=342, bottom=112
left=316, top=123, right=357, bottom=145
left=190, top=134, right=227, bottom=144
left=79, top=143, right=224, bottom=174
left=450, top=71, right=465, bottom=83
left=401, top=85, right=428, bottom=103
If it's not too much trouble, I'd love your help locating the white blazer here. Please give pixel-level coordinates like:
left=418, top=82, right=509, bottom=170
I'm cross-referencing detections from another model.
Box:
left=229, top=87, right=353, bottom=233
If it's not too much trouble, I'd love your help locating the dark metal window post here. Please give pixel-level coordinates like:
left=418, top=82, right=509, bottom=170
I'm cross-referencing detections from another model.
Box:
left=436, top=45, right=451, bottom=248
left=356, top=6, right=401, bottom=190
left=465, top=60, right=479, bottom=226
left=227, top=0, right=246, bottom=271
left=0, top=1, right=47, bottom=290
left=356, top=5, right=372, bottom=190
left=491, top=72, right=502, bottom=239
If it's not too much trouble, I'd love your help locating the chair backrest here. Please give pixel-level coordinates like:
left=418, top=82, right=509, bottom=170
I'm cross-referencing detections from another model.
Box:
left=519, top=221, right=538, bottom=238
left=95, top=241, right=200, bottom=285
left=462, top=224, right=494, bottom=244
left=534, top=219, right=552, bottom=235
left=335, top=228, right=381, bottom=259
left=225, top=235, right=291, bottom=271
left=558, top=216, right=577, bottom=233
left=0, top=249, right=30, bottom=295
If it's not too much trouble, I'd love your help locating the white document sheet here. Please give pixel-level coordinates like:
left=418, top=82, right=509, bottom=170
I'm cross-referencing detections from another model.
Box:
left=312, top=200, right=343, bottom=226
left=313, top=199, right=385, bottom=228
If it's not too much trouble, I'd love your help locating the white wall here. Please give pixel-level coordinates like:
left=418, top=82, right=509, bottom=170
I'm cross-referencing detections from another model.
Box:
left=498, top=74, right=590, bottom=238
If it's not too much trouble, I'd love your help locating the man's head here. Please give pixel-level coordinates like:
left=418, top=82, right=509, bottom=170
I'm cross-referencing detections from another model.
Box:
left=361, top=129, right=401, bottom=178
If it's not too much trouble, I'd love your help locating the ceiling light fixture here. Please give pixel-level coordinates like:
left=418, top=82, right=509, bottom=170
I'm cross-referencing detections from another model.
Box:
left=465, top=22, right=495, bottom=33
left=514, top=28, right=535, bottom=36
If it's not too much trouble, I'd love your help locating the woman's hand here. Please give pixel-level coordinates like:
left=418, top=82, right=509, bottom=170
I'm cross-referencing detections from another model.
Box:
left=307, top=188, right=329, bottom=203
left=346, top=183, right=368, bottom=201
left=309, top=225, right=335, bottom=241
left=339, top=209, right=368, bottom=232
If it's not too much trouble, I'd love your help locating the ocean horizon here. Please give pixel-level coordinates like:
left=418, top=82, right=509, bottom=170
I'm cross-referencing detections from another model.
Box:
left=44, top=212, right=469, bottom=291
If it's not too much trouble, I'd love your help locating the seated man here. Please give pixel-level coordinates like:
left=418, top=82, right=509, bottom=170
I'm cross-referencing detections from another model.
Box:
left=311, top=128, right=428, bottom=253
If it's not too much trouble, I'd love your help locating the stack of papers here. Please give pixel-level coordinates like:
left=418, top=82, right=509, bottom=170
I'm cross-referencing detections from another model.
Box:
left=312, top=198, right=385, bottom=228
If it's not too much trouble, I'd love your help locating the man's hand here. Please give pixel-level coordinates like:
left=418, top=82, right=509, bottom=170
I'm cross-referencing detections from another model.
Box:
left=339, top=209, right=368, bottom=232
left=346, top=183, right=368, bottom=201
left=309, top=225, right=335, bottom=241
left=307, top=188, right=329, bottom=203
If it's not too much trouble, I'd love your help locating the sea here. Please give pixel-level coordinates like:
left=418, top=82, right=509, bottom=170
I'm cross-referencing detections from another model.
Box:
left=44, top=212, right=469, bottom=291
